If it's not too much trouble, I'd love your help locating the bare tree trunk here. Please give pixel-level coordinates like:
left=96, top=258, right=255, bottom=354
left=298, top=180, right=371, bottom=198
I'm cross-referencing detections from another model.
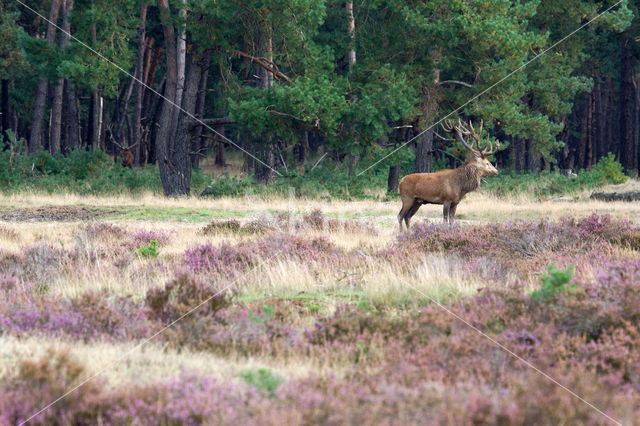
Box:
left=133, top=2, right=148, bottom=164
left=59, top=0, right=78, bottom=152
left=63, top=81, right=80, bottom=151
left=415, top=127, right=433, bottom=173
left=214, top=126, right=226, bottom=167
left=1, top=79, right=9, bottom=150
left=254, top=26, right=276, bottom=184
left=171, top=0, right=187, bottom=142
left=156, top=0, right=195, bottom=196
left=346, top=2, right=356, bottom=66
left=619, top=35, right=637, bottom=173
left=387, top=164, right=400, bottom=193
left=30, top=0, right=62, bottom=153
left=192, top=51, right=211, bottom=168
left=415, top=50, right=441, bottom=173
left=50, top=78, right=65, bottom=155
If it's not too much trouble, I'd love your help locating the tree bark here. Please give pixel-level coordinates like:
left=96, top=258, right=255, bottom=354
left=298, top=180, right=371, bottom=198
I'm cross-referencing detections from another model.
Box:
left=254, top=26, right=276, bottom=184
left=171, top=0, right=187, bottom=142
left=1, top=79, right=9, bottom=150
left=50, top=77, right=64, bottom=155
left=156, top=0, right=198, bottom=196
left=214, top=126, right=226, bottom=167
left=346, top=2, right=356, bottom=67
left=191, top=51, right=212, bottom=168
left=169, top=55, right=201, bottom=194
left=387, top=164, right=400, bottom=193
left=30, top=0, right=62, bottom=153
left=415, top=127, right=433, bottom=173
left=63, top=81, right=80, bottom=151
left=619, top=35, right=637, bottom=173
left=58, top=0, right=78, bottom=153
left=133, top=2, right=148, bottom=164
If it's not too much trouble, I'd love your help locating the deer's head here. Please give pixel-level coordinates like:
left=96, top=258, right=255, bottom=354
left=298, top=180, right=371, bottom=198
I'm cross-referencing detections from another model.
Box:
left=443, top=118, right=499, bottom=176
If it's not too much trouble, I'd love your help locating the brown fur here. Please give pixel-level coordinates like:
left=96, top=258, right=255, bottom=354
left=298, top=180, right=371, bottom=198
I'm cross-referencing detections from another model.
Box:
left=119, top=149, right=135, bottom=168
left=398, top=156, right=498, bottom=230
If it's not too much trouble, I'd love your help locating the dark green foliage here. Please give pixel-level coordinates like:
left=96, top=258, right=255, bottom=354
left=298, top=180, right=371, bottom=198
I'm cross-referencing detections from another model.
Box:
left=0, top=149, right=212, bottom=195
left=531, top=264, right=577, bottom=301
left=484, top=154, right=628, bottom=197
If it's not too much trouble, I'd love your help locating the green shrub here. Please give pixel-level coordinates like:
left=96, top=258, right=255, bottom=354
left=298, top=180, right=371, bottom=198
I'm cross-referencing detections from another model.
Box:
left=200, top=175, right=254, bottom=197
left=136, top=240, right=159, bottom=258
left=531, top=264, right=577, bottom=301
left=485, top=154, right=628, bottom=198
left=240, top=368, right=283, bottom=394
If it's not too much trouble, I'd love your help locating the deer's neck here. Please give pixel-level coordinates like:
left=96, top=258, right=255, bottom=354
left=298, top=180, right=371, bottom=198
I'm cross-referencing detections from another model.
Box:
left=455, top=163, right=483, bottom=194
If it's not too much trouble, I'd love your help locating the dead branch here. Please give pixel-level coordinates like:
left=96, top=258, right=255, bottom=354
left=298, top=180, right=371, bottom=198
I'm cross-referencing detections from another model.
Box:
left=230, top=50, right=292, bottom=84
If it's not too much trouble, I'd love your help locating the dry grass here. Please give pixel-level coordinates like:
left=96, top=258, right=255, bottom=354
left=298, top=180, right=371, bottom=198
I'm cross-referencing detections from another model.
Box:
left=236, top=254, right=496, bottom=309
left=0, top=335, right=344, bottom=389
left=4, top=187, right=640, bottom=225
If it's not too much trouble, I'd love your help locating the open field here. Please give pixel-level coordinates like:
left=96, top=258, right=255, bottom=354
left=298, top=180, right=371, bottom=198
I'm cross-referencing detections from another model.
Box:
left=1, top=191, right=640, bottom=424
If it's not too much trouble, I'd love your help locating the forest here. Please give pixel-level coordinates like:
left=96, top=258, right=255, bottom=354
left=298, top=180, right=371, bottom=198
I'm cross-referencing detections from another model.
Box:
left=0, top=0, right=637, bottom=196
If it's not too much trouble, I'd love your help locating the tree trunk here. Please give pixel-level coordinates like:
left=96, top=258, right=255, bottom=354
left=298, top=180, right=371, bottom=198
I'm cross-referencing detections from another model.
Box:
left=169, top=55, right=201, bottom=195
left=133, top=2, right=148, bottom=164
left=415, top=127, right=433, bottom=173
left=387, top=164, right=400, bottom=193
left=30, top=0, right=62, bottom=153
left=619, top=35, right=637, bottom=173
left=156, top=0, right=195, bottom=196
left=214, top=126, right=226, bottom=167
left=254, top=26, right=275, bottom=184
left=192, top=51, right=211, bottom=168
left=50, top=75, right=65, bottom=155
left=346, top=2, right=356, bottom=67
left=171, top=0, right=187, bottom=142
left=59, top=0, right=78, bottom=153
left=63, top=81, right=80, bottom=151
left=1, top=79, right=9, bottom=150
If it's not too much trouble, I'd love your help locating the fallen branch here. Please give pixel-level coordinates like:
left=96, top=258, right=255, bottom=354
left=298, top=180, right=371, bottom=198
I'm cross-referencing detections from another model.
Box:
left=230, top=50, right=292, bottom=84
left=437, top=80, right=473, bottom=88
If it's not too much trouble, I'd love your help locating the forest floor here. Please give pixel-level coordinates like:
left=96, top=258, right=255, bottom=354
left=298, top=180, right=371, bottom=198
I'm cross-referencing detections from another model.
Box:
left=1, top=190, right=640, bottom=424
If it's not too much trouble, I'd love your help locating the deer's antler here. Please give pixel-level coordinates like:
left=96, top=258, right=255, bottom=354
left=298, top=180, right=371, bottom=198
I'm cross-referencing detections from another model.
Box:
left=442, top=118, right=499, bottom=157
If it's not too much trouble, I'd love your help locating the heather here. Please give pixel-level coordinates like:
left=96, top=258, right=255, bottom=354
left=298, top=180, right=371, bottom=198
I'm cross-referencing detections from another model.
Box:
left=1, top=212, right=640, bottom=424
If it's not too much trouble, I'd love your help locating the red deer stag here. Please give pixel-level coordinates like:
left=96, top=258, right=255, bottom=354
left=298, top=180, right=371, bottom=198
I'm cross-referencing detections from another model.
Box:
left=398, top=119, right=499, bottom=230
left=112, top=140, right=139, bottom=168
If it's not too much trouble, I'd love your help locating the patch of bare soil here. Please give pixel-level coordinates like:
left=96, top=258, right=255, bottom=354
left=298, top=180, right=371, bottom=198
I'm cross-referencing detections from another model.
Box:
left=0, top=206, right=115, bottom=222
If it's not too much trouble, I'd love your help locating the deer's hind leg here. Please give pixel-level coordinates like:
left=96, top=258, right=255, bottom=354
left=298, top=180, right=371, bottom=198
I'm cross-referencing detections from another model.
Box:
left=398, top=195, right=416, bottom=232
left=404, top=200, right=422, bottom=230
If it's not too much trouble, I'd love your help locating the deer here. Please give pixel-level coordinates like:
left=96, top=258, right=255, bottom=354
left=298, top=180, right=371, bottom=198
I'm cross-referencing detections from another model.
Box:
left=109, top=137, right=139, bottom=168
left=397, top=119, right=499, bottom=231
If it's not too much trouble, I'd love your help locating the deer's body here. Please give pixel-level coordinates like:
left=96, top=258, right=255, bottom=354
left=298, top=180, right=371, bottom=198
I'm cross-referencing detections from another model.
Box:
left=398, top=119, right=499, bottom=231
left=119, top=149, right=135, bottom=168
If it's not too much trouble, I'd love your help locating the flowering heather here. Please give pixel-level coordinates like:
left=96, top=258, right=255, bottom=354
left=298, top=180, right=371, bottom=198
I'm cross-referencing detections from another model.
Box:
left=182, top=233, right=339, bottom=275
left=2, top=213, right=640, bottom=424
left=0, top=274, right=20, bottom=292
left=182, top=242, right=254, bottom=274
left=0, top=292, right=154, bottom=341
left=132, top=229, right=173, bottom=246
left=84, top=222, right=128, bottom=240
